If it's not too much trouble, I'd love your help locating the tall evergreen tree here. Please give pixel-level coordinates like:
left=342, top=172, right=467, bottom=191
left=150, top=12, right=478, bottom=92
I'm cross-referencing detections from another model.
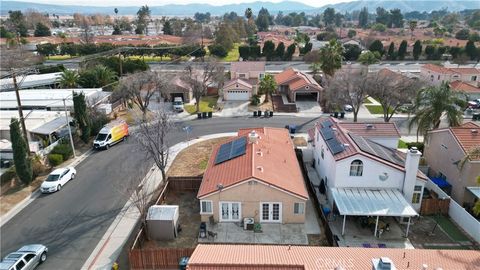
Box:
left=397, top=40, right=408, bottom=60
left=358, top=7, right=368, bottom=28
left=369, top=40, right=385, bottom=57
left=34, top=22, right=51, bottom=37
left=275, top=42, right=285, bottom=60
left=285, top=43, right=296, bottom=60
left=413, top=40, right=422, bottom=60
left=262, top=40, right=275, bottom=60
left=387, top=42, right=396, bottom=60
left=465, top=40, right=477, bottom=60
left=73, top=92, right=91, bottom=143
left=162, top=20, right=173, bottom=35
left=10, top=118, right=32, bottom=185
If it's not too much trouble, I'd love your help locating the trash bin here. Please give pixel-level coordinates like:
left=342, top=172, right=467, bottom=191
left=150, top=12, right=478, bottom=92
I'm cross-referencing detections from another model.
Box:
left=264, top=110, right=269, bottom=117
left=202, top=112, right=207, bottom=118
left=473, top=113, right=480, bottom=121
left=208, top=111, right=212, bottom=118
left=269, top=111, right=273, bottom=117
left=253, top=111, right=258, bottom=117
left=257, top=110, right=262, bottom=117
left=199, top=222, right=207, bottom=238
left=334, top=111, right=339, bottom=118
left=197, top=113, right=202, bottom=119
left=179, top=257, right=189, bottom=270
left=340, top=112, right=345, bottom=119
left=289, top=125, right=297, bottom=134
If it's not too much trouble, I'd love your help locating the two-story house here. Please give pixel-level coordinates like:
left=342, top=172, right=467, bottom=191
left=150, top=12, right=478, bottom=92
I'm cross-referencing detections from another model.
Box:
left=310, top=118, right=427, bottom=234
left=424, top=122, right=480, bottom=207
left=222, top=61, right=265, bottom=101
left=275, top=68, right=323, bottom=102
left=420, top=64, right=480, bottom=96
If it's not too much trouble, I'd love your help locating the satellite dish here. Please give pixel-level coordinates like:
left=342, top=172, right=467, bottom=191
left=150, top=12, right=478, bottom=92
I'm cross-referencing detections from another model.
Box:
left=379, top=172, right=389, bottom=181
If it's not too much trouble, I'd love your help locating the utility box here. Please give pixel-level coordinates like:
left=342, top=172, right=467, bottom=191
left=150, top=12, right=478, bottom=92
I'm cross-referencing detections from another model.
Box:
left=147, top=205, right=179, bottom=240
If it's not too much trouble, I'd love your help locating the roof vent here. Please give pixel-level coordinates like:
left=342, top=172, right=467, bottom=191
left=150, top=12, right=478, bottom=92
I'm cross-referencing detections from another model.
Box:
left=256, top=150, right=263, bottom=156
left=256, top=166, right=264, bottom=172
left=410, top=146, right=419, bottom=153
left=249, top=130, right=259, bottom=144
left=472, top=129, right=478, bottom=135
left=366, top=124, right=375, bottom=129
left=372, top=257, right=396, bottom=270
left=343, top=143, right=350, bottom=147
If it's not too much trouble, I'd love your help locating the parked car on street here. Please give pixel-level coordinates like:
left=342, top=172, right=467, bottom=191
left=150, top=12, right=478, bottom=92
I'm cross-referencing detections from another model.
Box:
left=0, top=244, right=48, bottom=270
left=467, top=100, right=480, bottom=109
left=173, top=97, right=184, bottom=112
left=343, top=104, right=353, bottom=112
left=93, top=120, right=129, bottom=150
left=40, top=167, right=76, bottom=193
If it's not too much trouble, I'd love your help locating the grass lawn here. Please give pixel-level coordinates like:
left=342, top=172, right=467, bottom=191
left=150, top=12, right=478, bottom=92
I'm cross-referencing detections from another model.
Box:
left=184, top=96, right=218, bottom=114
left=47, top=55, right=73, bottom=60
left=126, top=55, right=173, bottom=62
left=363, top=97, right=373, bottom=104
left=397, top=139, right=408, bottom=149
left=431, top=215, right=470, bottom=242
left=365, top=104, right=394, bottom=115
left=222, top=43, right=240, bottom=62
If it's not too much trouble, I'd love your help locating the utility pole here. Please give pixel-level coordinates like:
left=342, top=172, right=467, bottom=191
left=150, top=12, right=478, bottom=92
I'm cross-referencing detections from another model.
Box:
left=63, top=98, right=76, bottom=158
left=118, top=52, right=123, bottom=76
left=12, top=70, right=30, bottom=154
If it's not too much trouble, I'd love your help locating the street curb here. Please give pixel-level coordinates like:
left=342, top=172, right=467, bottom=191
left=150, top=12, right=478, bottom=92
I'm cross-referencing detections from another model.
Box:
left=0, top=149, right=93, bottom=228
left=82, top=132, right=237, bottom=270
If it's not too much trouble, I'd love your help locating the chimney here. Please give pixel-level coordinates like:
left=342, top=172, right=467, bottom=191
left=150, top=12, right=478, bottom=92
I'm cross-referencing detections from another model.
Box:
left=403, top=147, right=422, bottom=204
left=372, top=257, right=396, bottom=270
left=248, top=130, right=259, bottom=144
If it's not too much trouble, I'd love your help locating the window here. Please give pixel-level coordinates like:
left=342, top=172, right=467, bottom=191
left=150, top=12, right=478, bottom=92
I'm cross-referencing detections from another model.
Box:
left=412, top=185, right=422, bottom=204
left=294, top=202, right=305, bottom=214
left=24, top=254, right=35, bottom=263
left=15, top=260, right=26, bottom=270
left=200, top=200, right=212, bottom=214
left=472, top=75, right=477, bottom=81
left=437, top=75, right=440, bottom=80
left=239, top=73, right=246, bottom=78
left=259, top=73, right=265, bottom=79
left=349, top=160, right=363, bottom=176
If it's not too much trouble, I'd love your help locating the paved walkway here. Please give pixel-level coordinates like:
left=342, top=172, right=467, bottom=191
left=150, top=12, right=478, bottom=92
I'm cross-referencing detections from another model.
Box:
left=82, top=132, right=237, bottom=270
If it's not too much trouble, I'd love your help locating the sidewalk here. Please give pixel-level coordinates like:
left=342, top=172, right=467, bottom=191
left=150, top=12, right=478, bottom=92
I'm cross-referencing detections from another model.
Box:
left=81, top=132, right=237, bottom=270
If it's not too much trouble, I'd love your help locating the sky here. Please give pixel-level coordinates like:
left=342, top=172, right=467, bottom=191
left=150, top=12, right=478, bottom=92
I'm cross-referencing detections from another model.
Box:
left=7, top=0, right=349, bottom=7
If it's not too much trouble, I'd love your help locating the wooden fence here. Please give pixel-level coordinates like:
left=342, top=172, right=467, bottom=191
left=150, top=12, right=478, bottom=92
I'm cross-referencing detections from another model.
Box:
left=167, top=176, right=202, bottom=191
left=420, top=191, right=451, bottom=215
left=129, top=248, right=195, bottom=270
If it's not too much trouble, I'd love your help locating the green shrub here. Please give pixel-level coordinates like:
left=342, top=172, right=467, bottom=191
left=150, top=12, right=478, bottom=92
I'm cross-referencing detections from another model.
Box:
left=406, top=142, right=424, bottom=153
left=90, top=113, right=109, bottom=136
left=51, top=142, right=73, bottom=160
left=32, top=155, right=48, bottom=178
left=251, top=94, right=260, bottom=106
left=0, top=166, right=16, bottom=185
left=48, top=154, right=64, bottom=166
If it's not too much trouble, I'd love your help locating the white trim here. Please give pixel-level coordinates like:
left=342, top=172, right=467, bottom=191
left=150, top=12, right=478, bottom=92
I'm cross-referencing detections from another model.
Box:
left=199, top=177, right=308, bottom=201
left=259, top=202, right=283, bottom=223
left=200, top=200, right=213, bottom=215
left=218, top=201, right=242, bottom=222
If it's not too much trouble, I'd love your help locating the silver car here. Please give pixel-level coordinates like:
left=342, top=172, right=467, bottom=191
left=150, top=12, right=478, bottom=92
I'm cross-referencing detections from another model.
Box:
left=0, top=245, right=48, bottom=270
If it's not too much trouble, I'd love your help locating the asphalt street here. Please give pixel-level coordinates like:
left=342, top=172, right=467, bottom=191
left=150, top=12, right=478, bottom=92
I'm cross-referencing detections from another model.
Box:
left=0, top=115, right=329, bottom=269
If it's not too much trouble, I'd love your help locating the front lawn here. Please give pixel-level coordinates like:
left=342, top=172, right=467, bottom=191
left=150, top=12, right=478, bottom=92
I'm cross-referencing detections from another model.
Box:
left=397, top=139, right=408, bottom=149
left=431, top=215, right=470, bottom=242
left=222, top=43, right=240, bottom=62
left=364, top=104, right=394, bottom=115
left=47, top=55, right=73, bottom=60
left=184, top=96, right=218, bottom=114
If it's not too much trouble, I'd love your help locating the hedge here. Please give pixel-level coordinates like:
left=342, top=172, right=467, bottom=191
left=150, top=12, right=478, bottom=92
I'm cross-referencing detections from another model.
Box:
left=48, top=154, right=64, bottom=166
left=51, top=142, right=73, bottom=160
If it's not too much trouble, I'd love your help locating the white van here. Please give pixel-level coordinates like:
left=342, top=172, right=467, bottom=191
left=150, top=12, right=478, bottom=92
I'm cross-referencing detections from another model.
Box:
left=173, top=97, right=184, bottom=112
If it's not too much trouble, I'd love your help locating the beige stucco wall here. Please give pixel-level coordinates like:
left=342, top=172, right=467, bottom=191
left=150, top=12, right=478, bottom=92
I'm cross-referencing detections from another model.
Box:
left=232, top=70, right=264, bottom=80
left=199, top=178, right=307, bottom=224
left=424, top=131, right=480, bottom=205
left=420, top=68, right=479, bottom=87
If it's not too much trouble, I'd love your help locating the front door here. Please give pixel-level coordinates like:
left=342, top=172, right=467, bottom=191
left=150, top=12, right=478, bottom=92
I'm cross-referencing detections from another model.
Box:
left=219, top=202, right=241, bottom=222
left=260, top=202, right=282, bottom=223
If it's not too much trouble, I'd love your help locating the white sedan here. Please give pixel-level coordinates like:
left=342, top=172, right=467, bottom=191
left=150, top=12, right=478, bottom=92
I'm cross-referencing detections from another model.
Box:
left=40, top=167, right=76, bottom=193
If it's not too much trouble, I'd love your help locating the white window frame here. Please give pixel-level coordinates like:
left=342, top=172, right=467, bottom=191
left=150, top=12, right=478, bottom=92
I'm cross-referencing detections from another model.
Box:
left=219, top=201, right=242, bottom=222
left=349, top=159, right=363, bottom=176
left=294, top=202, right=305, bottom=214
left=259, top=202, right=283, bottom=223
left=200, top=200, right=213, bottom=214
left=412, top=185, right=423, bottom=204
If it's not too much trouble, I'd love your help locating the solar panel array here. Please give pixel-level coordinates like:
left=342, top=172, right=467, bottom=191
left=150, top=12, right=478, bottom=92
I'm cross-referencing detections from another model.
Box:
left=215, top=137, right=247, bottom=165
left=319, top=120, right=345, bottom=155
left=349, top=133, right=404, bottom=166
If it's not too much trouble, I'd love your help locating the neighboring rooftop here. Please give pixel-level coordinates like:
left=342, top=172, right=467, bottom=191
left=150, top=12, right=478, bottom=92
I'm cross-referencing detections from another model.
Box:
left=0, top=110, right=64, bottom=132
left=450, top=81, right=480, bottom=93
left=422, top=64, right=480, bottom=75
left=198, top=127, right=308, bottom=199
left=275, top=68, right=322, bottom=92
left=0, top=72, right=61, bottom=91
left=338, top=122, right=401, bottom=138
left=187, top=244, right=480, bottom=270
left=230, top=61, right=266, bottom=74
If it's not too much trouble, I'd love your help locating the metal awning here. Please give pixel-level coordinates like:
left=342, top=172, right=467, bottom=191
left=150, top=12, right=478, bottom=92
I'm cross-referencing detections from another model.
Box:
left=331, top=188, right=418, bottom=217
left=466, top=187, right=480, bottom=199
left=31, top=116, right=72, bottom=135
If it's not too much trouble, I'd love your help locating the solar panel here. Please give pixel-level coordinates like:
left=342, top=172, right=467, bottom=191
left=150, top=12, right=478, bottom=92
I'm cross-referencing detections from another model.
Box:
left=320, top=127, right=334, bottom=140
left=349, top=133, right=404, bottom=166
left=326, top=137, right=345, bottom=155
left=321, top=120, right=333, bottom=128
left=214, top=137, right=247, bottom=165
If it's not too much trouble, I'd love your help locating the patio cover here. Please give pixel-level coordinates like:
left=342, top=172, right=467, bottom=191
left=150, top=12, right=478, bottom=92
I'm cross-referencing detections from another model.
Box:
left=331, top=188, right=418, bottom=217
left=31, top=116, right=72, bottom=135
left=466, top=187, right=480, bottom=199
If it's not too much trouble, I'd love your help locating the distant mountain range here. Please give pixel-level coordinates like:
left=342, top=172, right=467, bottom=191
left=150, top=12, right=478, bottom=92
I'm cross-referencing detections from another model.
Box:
left=1, top=0, right=479, bottom=16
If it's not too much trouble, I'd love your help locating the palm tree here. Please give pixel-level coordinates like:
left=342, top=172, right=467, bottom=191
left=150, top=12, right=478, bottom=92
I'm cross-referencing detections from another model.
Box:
left=409, top=20, right=417, bottom=39
left=409, top=82, right=466, bottom=138
left=318, top=39, right=344, bottom=79
left=258, top=74, right=277, bottom=103
left=357, top=50, right=379, bottom=75
left=245, top=8, right=253, bottom=20
left=58, top=69, right=79, bottom=88
left=92, top=65, right=117, bottom=88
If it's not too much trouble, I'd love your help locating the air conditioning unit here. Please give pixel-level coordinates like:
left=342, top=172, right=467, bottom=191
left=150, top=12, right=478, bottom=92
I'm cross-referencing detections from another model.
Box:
left=244, top=218, right=254, bottom=230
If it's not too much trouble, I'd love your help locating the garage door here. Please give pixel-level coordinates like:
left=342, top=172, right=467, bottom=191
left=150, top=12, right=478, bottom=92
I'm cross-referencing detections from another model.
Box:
left=226, top=90, right=249, bottom=101
left=295, top=92, right=318, bottom=101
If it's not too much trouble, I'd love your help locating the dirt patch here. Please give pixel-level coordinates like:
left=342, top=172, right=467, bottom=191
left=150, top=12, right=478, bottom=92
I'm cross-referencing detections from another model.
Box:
left=167, top=137, right=232, bottom=177
left=293, top=137, right=307, bottom=147
left=308, top=234, right=329, bottom=246
left=248, top=100, right=273, bottom=112
left=143, top=190, right=200, bottom=248
left=0, top=177, right=43, bottom=216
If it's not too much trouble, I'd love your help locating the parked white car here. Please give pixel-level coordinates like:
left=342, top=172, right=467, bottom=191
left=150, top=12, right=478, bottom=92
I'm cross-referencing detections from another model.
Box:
left=0, top=244, right=48, bottom=270
left=40, top=167, right=76, bottom=193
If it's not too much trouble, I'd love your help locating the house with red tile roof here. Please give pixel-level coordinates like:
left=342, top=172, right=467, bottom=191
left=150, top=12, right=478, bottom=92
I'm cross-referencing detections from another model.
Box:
left=424, top=122, right=480, bottom=206
left=275, top=68, right=323, bottom=102
left=310, top=117, right=427, bottom=236
left=187, top=244, right=480, bottom=270
left=420, top=64, right=480, bottom=88
left=222, top=62, right=266, bottom=101
left=197, top=127, right=308, bottom=224
left=450, top=81, right=480, bottom=99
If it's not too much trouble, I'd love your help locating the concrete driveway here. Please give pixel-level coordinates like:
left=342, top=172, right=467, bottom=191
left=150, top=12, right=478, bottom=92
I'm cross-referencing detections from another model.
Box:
left=296, top=101, right=322, bottom=114
left=217, top=101, right=249, bottom=117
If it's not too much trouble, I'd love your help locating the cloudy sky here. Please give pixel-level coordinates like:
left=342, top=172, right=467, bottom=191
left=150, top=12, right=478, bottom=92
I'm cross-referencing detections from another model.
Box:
left=8, top=0, right=348, bottom=7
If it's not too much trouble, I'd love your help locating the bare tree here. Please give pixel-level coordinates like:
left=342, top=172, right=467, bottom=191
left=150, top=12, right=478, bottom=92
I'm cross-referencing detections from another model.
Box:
left=134, top=108, right=175, bottom=183
left=327, top=69, right=369, bottom=122
left=367, top=69, right=422, bottom=122
left=183, top=59, right=224, bottom=112
left=74, top=13, right=94, bottom=44
left=117, top=71, right=171, bottom=120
